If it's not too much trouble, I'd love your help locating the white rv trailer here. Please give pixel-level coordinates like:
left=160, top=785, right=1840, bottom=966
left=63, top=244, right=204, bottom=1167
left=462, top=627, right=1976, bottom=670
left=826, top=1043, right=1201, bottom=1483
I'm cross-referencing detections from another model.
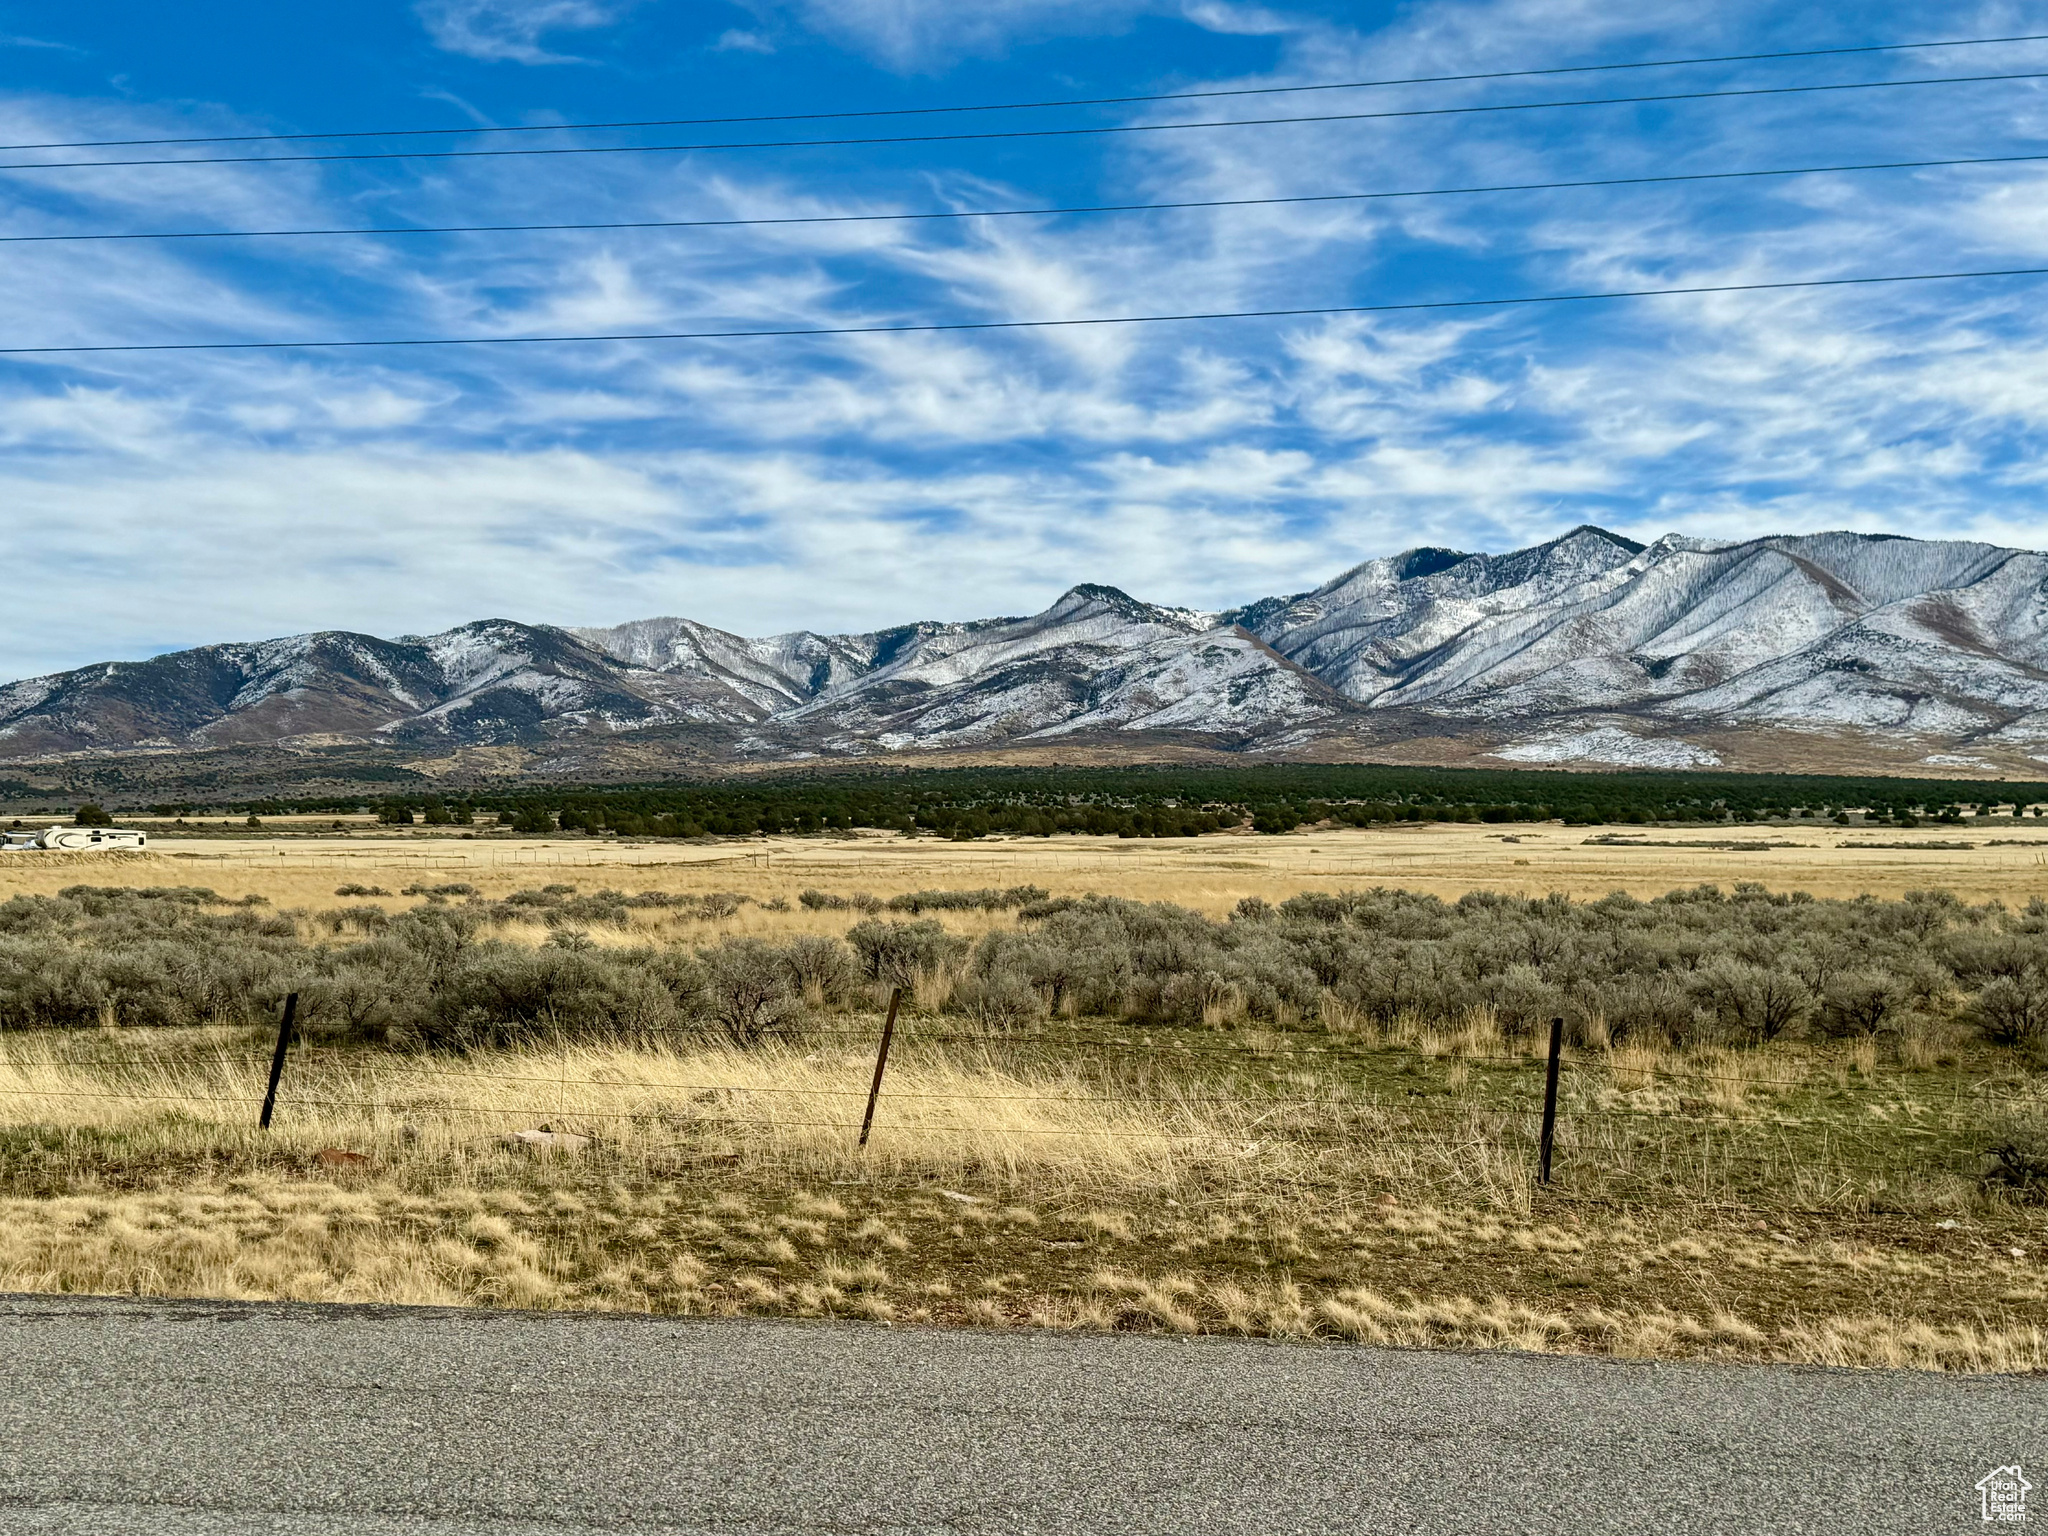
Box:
left=0, top=826, right=148, bottom=852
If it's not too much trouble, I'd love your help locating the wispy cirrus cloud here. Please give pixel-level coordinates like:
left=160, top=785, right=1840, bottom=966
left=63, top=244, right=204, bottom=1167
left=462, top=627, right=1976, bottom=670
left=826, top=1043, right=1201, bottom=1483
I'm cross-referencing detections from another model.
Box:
left=752, top=0, right=1289, bottom=69
left=413, top=0, right=636, bottom=63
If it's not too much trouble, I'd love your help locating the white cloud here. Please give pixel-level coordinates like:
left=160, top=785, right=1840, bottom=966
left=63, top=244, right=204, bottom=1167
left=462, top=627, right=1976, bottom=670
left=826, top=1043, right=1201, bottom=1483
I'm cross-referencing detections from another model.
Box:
left=1098, top=445, right=1313, bottom=499
left=1177, top=2, right=1295, bottom=36
left=319, top=388, right=443, bottom=431
left=414, top=0, right=634, bottom=64
left=1315, top=441, right=1614, bottom=502
left=764, top=0, right=1151, bottom=67
left=753, top=0, right=1294, bottom=69
left=753, top=0, right=1292, bottom=68
left=0, top=389, right=180, bottom=453
left=490, top=251, right=671, bottom=332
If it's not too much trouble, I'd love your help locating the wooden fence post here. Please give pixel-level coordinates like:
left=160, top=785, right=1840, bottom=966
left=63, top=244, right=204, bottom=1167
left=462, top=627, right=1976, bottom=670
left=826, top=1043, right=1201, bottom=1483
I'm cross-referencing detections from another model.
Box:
left=858, top=987, right=904, bottom=1149
left=258, top=992, right=299, bottom=1130
left=1538, top=1013, right=1563, bottom=1184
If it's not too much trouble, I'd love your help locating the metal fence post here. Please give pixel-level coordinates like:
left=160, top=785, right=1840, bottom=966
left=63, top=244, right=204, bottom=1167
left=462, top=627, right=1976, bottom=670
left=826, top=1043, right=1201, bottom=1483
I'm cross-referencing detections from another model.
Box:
left=1538, top=1013, right=1563, bottom=1184
left=258, top=992, right=299, bottom=1130
left=858, top=986, right=903, bottom=1149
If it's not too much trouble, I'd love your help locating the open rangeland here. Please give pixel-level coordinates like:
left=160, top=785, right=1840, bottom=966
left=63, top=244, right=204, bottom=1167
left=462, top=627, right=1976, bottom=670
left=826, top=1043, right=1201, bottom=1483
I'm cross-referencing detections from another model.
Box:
left=0, top=820, right=2043, bottom=1372
left=14, top=814, right=2048, bottom=909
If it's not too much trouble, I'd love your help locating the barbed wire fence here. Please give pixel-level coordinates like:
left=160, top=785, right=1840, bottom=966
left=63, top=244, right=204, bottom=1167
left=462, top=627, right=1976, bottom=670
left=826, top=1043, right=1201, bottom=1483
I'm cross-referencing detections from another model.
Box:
left=2, top=987, right=2034, bottom=1222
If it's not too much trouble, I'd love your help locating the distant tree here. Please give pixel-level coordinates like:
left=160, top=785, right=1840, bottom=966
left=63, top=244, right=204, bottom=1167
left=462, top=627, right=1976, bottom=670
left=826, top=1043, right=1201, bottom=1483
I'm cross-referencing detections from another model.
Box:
left=72, top=804, right=112, bottom=827
left=245, top=814, right=262, bottom=829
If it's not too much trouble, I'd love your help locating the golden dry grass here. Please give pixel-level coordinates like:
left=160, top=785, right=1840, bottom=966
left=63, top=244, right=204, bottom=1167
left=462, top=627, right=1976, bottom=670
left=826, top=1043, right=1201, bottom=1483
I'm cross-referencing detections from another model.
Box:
left=2, top=1173, right=2039, bottom=1373
left=12, top=816, right=2048, bottom=917
left=1064, top=1270, right=2048, bottom=1373
left=0, top=1034, right=1253, bottom=1189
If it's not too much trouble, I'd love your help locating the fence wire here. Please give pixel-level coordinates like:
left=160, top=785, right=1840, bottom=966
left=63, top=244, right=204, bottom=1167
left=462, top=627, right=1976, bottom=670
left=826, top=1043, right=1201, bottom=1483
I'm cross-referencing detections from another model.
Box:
left=0, top=1014, right=2022, bottom=1205
left=1, top=1044, right=2018, bottom=1129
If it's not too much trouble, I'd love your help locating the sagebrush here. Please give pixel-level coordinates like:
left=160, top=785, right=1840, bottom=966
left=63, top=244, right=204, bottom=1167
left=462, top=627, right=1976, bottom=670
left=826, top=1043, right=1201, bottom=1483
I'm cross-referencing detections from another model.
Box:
left=0, top=881, right=2045, bottom=1062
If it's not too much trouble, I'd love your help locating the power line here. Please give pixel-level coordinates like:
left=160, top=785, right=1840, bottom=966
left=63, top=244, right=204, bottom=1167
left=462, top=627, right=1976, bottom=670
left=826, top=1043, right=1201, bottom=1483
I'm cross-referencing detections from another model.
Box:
left=9, top=30, right=2047, bottom=150
left=4, top=262, right=2044, bottom=358
left=7, top=150, right=2044, bottom=246
left=4, top=70, right=2045, bottom=174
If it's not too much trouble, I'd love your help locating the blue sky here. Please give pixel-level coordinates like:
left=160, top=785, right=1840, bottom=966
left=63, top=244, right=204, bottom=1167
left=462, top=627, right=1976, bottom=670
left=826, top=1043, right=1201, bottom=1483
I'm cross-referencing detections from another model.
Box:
left=3, top=1, right=2048, bottom=677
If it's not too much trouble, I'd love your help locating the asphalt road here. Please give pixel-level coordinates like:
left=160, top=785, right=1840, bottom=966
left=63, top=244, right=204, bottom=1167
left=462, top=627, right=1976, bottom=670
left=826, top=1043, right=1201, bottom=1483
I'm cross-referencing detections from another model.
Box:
left=0, top=1293, right=2037, bottom=1534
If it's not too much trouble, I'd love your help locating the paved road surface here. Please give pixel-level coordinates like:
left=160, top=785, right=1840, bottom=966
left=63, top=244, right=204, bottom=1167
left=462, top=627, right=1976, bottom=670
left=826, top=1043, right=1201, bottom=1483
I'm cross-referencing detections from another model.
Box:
left=0, top=1293, right=2037, bottom=1533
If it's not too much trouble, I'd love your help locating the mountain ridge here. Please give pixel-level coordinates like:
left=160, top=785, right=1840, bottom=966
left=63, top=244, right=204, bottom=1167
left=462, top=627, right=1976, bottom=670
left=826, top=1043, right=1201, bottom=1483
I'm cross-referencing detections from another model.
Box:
left=9, top=528, right=2048, bottom=778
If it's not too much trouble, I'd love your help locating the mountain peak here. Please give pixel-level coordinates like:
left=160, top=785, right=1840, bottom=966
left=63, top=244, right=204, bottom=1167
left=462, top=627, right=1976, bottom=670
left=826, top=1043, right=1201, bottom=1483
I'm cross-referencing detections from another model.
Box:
left=1044, top=583, right=1214, bottom=632
left=1052, top=582, right=1153, bottom=616
left=1556, top=524, right=1646, bottom=555
left=1390, top=547, right=1472, bottom=581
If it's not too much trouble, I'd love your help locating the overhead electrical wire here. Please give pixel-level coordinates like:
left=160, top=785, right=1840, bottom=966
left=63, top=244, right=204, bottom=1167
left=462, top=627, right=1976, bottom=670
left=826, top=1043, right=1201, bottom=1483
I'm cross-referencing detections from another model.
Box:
left=6, top=29, right=2046, bottom=149
left=3, top=69, right=2046, bottom=173
left=4, top=263, right=2045, bottom=358
left=7, top=150, right=2046, bottom=245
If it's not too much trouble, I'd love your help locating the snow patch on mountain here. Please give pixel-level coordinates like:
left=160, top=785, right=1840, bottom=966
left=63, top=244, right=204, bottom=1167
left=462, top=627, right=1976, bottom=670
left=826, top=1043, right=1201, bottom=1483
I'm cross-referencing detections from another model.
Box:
left=1026, top=630, right=1338, bottom=739
left=571, top=615, right=870, bottom=716
left=1491, top=726, right=1722, bottom=768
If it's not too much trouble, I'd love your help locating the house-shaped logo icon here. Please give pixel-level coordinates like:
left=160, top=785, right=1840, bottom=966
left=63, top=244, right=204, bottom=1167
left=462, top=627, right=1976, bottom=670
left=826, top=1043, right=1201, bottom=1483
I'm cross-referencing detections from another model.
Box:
left=1978, top=1466, right=2031, bottom=1524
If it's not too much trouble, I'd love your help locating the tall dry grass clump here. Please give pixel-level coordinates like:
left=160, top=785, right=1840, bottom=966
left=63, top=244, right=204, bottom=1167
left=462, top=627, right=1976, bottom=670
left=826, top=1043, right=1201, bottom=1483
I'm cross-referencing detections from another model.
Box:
left=0, top=1034, right=1257, bottom=1190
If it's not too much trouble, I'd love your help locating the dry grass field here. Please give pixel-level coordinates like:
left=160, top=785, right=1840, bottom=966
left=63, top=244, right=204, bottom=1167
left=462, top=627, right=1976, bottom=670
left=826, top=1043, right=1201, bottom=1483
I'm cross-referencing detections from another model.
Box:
left=12, top=815, right=2048, bottom=910
left=1, top=819, right=2044, bottom=1372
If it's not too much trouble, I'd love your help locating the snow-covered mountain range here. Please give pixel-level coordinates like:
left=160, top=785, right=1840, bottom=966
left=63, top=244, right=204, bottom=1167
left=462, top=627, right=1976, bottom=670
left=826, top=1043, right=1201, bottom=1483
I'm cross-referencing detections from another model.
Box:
left=9, top=528, right=2048, bottom=775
